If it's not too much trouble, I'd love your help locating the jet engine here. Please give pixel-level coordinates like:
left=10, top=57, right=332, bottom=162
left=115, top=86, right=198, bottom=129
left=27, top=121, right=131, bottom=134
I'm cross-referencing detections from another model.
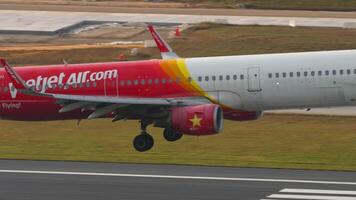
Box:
left=170, top=104, right=223, bottom=136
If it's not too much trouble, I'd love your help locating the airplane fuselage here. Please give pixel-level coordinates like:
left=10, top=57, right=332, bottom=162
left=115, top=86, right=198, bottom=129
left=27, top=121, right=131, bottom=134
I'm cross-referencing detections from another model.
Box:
left=0, top=49, right=355, bottom=121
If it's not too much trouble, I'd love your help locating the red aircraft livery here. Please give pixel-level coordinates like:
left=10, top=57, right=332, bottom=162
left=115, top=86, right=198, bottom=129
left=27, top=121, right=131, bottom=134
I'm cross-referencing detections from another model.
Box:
left=0, top=26, right=261, bottom=152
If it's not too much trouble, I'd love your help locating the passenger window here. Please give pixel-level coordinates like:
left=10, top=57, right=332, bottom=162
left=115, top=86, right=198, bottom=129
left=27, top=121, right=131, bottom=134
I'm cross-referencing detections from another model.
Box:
left=92, top=82, right=97, bottom=87
left=205, top=76, right=209, bottom=81
left=226, top=75, right=230, bottom=80
left=87, top=82, right=91, bottom=87
left=311, top=71, right=315, bottom=76
left=332, top=70, right=336, bottom=75
left=275, top=73, right=279, bottom=78
left=161, top=78, right=166, bottom=84
left=148, top=79, right=152, bottom=85
left=318, top=71, right=322, bottom=76
left=347, top=69, right=351, bottom=75
left=268, top=73, right=272, bottom=78
left=354, top=69, right=356, bottom=74
left=198, top=77, right=202, bottom=82
left=240, top=74, right=244, bottom=80
left=79, top=83, right=83, bottom=88
left=168, top=78, right=173, bottom=83
left=325, top=70, right=329, bottom=75
left=134, top=80, right=138, bottom=85
left=212, top=76, right=216, bottom=81
left=140, top=79, right=146, bottom=85
left=289, top=72, right=293, bottom=77
left=282, top=72, right=286, bottom=78
left=340, top=70, right=344, bottom=75
left=187, top=77, right=192, bottom=82
left=3, top=86, right=8, bottom=92
left=154, top=79, right=159, bottom=84
left=127, top=80, right=132, bottom=85
left=304, top=72, right=308, bottom=77
left=219, top=75, right=223, bottom=81
left=297, top=72, right=301, bottom=77
left=233, top=75, right=237, bottom=80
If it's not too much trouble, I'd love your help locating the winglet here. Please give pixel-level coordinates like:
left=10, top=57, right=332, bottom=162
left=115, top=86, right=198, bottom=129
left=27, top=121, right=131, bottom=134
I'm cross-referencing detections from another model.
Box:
left=147, top=25, right=179, bottom=59
left=0, top=58, right=46, bottom=96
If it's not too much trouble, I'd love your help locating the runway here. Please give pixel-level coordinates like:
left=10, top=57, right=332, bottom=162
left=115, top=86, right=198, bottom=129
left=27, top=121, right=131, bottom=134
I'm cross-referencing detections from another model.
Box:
left=1, top=9, right=356, bottom=35
left=0, top=160, right=356, bottom=200
left=2, top=3, right=356, bottom=19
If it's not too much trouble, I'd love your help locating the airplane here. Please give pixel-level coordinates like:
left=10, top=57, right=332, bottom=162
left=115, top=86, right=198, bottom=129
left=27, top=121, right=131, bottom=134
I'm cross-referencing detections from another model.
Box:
left=1, top=25, right=356, bottom=152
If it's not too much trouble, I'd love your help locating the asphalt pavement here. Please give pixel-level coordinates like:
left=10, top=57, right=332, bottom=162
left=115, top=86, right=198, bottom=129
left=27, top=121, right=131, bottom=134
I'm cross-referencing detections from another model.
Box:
left=2, top=3, right=356, bottom=18
left=0, top=160, right=355, bottom=200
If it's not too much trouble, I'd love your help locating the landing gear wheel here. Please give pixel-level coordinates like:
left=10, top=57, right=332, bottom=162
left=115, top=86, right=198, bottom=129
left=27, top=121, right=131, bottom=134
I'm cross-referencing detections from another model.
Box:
left=133, top=134, right=154, bottom=152
left=163, top=128, right=183, bottom=142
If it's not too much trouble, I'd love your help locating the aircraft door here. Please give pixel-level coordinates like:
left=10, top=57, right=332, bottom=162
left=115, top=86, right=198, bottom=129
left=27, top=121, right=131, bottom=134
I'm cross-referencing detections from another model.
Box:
left=247, top=67, right=262, bottom=92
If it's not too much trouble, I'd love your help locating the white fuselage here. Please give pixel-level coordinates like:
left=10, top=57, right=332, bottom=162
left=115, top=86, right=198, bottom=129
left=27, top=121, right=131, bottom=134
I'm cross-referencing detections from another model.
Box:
left=186, top=50, right=356, bottom=111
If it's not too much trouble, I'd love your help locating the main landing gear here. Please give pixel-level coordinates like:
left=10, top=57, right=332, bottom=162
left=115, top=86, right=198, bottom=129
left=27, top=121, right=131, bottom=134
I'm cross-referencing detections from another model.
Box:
left=133, top=120, right=183, bottom=152
left=133, top=134, right=154, bottom=152
left=163, top=128, right=183, bottom=142
left=133, top=120, right=154, bottom=152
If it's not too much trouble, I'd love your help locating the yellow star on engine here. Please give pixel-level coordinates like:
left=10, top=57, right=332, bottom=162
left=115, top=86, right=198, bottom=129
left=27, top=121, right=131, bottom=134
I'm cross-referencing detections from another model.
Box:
left=189, top=114, right=202, bottom=128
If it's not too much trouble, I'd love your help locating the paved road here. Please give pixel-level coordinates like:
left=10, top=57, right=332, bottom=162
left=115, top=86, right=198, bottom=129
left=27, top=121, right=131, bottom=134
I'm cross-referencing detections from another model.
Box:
left=0, top=160, right=356, bottom=200
left=2, top=3, right=356, bottom=18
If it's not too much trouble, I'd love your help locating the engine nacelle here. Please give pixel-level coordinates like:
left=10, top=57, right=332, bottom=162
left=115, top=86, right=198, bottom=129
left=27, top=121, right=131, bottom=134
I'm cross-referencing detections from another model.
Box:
left=170, top=104, right=223, bottom=136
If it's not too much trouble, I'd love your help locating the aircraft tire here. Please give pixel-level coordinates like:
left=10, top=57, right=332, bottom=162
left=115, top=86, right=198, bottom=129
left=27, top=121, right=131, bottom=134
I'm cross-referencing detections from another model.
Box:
left=163, top=128, right=183, bottom=142
left=133, top=134, right=154, bottom=152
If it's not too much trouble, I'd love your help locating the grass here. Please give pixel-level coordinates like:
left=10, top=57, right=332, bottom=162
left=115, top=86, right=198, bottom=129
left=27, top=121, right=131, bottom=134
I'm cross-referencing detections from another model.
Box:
left=237, top=0, right=356, bottom=11
left=5, top=24, right=356, bottom=66
left=167, top=0, right=356, bottom=11
left=0, top=114, right=356, bottom=171
left=0, top=47, right=140, bottom=66
left=4, top=0, right=356, bottom=11
left=171, top=24, right=356, bottom=57
left=1, top=24, right=356, bottom=170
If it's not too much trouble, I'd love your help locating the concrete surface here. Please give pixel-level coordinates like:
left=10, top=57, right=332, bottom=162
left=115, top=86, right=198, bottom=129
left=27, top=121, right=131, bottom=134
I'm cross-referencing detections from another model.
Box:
left=1, top=10, right=356, bottom=35
left=3, top=3, right=356, bottom=19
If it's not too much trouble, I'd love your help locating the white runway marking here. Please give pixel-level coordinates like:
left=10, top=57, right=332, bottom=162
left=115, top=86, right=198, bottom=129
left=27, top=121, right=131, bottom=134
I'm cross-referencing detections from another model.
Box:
left=264, top=188, right=356, bottom=200
left=268, top=194, right=356, bottom=200
left=281, top=188, right=356, bottom=195
left=0, top=169, right=355, bottom=185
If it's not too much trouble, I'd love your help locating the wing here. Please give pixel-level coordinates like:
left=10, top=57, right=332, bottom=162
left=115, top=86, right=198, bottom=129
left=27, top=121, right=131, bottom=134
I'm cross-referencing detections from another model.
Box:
left=147, top=25, right=179, bottom=60
left=0, top=59, right=211, bottom=120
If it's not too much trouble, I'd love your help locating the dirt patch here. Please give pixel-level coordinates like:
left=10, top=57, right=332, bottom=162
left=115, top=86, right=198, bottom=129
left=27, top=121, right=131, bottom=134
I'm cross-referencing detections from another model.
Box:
left=0, top=44, right=144, bottom=52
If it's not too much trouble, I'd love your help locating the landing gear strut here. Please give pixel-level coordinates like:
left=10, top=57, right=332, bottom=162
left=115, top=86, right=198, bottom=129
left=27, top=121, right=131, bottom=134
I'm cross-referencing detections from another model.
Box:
left=163, top=128, right=183, bottom=142
left=133, top=120, right=154, bottom=152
